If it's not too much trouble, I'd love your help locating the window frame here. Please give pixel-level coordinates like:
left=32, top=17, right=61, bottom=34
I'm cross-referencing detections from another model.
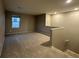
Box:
left=11, top=15, right=21, bottom=29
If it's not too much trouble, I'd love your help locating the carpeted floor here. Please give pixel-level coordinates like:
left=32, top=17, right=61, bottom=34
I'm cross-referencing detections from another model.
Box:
left=1, top=33, right=72, bottom=58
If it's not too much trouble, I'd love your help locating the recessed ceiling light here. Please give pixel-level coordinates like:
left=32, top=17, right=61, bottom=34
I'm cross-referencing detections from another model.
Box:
left=74, top=8, right=79, bottom=11
left=54, top=12, right=57, bottom=14
left=66, top=0, right=72, bottom=3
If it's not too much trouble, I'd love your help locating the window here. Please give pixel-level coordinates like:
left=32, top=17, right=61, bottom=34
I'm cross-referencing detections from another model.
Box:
left=12, top=16, right=20, bottom=29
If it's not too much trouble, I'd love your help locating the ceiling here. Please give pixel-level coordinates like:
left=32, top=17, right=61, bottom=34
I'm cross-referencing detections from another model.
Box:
left=3, top=0, right=79, bottom=15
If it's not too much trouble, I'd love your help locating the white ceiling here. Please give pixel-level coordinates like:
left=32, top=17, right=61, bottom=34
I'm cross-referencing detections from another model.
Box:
left=3, top=0, right=79, bottom=15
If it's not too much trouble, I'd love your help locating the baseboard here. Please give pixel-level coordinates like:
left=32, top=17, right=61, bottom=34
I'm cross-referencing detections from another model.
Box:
left=5, top=32, right=34, bottom=35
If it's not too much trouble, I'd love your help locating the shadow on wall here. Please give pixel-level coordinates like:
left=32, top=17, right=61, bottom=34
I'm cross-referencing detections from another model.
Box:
left=35, top=14, right=50, bottom=36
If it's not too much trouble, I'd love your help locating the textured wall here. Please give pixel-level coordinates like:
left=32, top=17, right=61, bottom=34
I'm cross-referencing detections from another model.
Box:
left=35, top=14, right=50, bottom=36
left=51, top=28, right=66, bottom=51
left=51, top=11, right=79, bottom=53
left=0, top=0, right=5, bottom=56
left=5, top=11, right=35, bottom=34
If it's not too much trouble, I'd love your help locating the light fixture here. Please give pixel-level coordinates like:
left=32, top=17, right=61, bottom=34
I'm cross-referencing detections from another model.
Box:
left=66, top=0, right=72, bottom=3
left=54, top=12, right=57, bottom=14
left=74, top=8, right=79, bottom=11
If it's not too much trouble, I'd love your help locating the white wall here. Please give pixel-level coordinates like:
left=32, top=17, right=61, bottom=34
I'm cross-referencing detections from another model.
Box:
left=51, top=11, right=79, bottom=53
left=45, top=14, right=51, bottom=26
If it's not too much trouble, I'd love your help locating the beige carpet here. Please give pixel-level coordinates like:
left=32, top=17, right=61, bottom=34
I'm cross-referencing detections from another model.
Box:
left=1, top=33, right=72, bottom=58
